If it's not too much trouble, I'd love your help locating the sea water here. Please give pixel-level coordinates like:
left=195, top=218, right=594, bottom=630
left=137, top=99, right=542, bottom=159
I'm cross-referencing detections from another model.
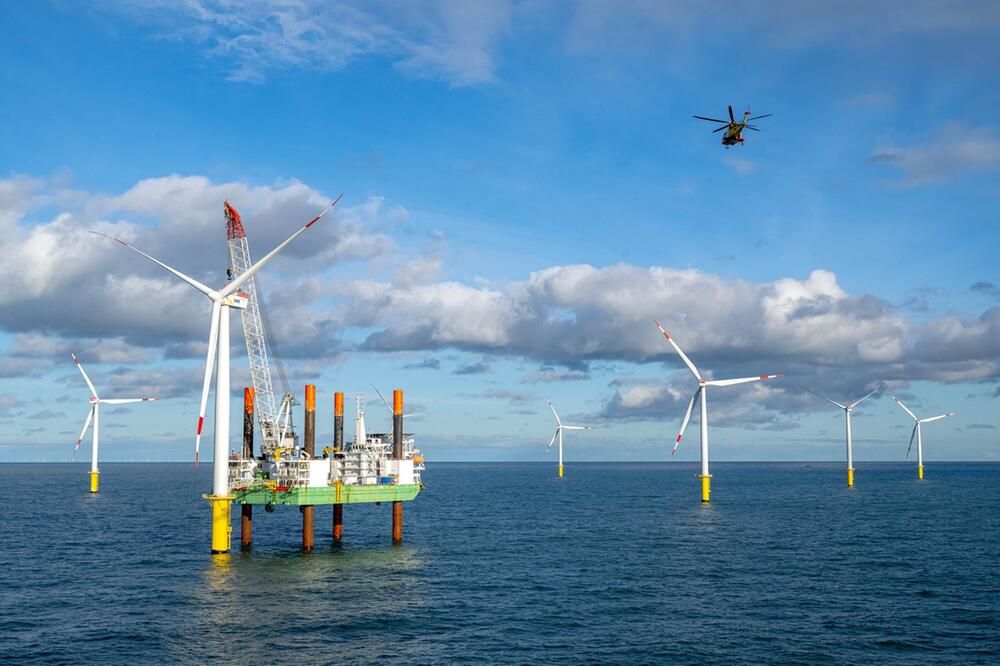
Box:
left=0, top=461, right=997, bottom=663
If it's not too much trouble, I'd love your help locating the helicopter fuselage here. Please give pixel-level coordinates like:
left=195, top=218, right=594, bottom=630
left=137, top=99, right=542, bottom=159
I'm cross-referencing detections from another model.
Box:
left=721, top=125, right=745, bottom=146
left=722, top=113, right=752, bottom=146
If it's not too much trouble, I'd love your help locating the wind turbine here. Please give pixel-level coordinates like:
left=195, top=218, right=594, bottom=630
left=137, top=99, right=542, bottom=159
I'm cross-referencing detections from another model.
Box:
left=802, top=386, right=879, bottom=487
left=891, top=396, right=953, bottom=479
left=93, top=195, right=341, bottom=553
left=654, top=321, right=782, bottom=502
left=546, top=400, right=591, bottom=477
left=71, top=353, right=158, bottom=493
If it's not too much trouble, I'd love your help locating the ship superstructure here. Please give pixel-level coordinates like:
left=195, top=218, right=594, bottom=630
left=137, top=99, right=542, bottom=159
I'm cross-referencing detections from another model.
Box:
left=228, top=394, right=424, bottom=506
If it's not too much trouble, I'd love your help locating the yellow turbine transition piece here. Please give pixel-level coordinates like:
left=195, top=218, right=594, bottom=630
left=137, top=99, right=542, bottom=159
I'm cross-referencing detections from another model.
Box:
left=89, top=471, right=99, bottom=493
left=847, top=468, right=854, bottom=487
left=558, top=464, right=564, bottom=478
left=204, top=494, right=234, bottom=554
left=700, top=474, right=712, bottom=503
left=918, top=465, right=924, bottom=480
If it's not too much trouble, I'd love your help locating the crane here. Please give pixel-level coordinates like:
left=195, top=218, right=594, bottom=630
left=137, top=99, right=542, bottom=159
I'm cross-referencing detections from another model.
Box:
left=224, top=200, right=297, bottom=454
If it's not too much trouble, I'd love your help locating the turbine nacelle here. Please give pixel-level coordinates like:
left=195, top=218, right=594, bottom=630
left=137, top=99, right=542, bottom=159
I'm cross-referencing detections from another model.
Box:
left=222, top=291, right=250, bottom=309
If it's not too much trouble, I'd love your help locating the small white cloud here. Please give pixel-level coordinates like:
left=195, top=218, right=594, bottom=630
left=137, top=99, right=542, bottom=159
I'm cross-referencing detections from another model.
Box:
left=870, top=124, right=1000, bottom=186
left=724, top=156, right=757, bottom=175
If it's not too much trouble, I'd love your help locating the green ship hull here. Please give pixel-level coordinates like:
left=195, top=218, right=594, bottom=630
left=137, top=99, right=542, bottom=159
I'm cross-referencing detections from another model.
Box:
left=234, top=483, right=422, bottom=506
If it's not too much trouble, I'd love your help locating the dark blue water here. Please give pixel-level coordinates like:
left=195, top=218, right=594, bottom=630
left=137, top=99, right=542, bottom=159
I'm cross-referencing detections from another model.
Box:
left=1, top=462, right=998, bottom=664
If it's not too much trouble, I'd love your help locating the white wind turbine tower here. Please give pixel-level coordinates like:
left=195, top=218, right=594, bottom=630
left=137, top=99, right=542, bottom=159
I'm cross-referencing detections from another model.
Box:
left=92, top=197, right=340, bottom=553
left=891, top=395, right=954, bottom=479
left=802, top=386, right=879, bottom=487
left=71, top=353, right=158, bottom=493
left=546, top=400, right=592, bottom=478
left=654, top=321, right=782, bottom=502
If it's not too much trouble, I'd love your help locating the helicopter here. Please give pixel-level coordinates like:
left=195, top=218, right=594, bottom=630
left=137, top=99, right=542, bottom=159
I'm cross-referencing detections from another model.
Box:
left=693, top=105, right=772, bottom=147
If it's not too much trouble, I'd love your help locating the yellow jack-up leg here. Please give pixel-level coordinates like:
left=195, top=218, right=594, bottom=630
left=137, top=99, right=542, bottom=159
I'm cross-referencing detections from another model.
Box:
left=699, top=474, right=711, bottom=503
left=204, top=494, right=233, bottom=554
left=89, top=471, right=99, bottom=493
left=558, top=464, right=564, bottom=478
left=918, top=465, right=924, bottom=480
left=847, top=468, right=854, bottom=487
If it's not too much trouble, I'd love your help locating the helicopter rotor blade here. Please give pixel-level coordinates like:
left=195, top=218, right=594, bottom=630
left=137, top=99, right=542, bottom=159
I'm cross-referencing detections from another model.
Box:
left=745, top=125, right=760, bottom=131
left=749, top=114, right=772, bottom=120
left=713, top=124, right=729, bottom=133
left=728, top=105, right=735, bottom=122
left=693, top=115, right=729, bottom=124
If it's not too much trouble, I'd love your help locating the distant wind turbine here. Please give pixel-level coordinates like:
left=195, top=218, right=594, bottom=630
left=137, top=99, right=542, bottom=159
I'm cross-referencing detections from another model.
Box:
left=71, top=353, right=158, bottom=493
left=891, top=396, right=953, bottom=479
left=802, top=386, right=880, bottom=487
left=546, top=400, right=591, bottom=478
left=654, top=321, right=782, bottom=502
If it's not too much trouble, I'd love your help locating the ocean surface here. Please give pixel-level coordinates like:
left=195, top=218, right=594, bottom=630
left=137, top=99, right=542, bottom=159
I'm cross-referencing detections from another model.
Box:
left=0, top=461, right=997, bottom=664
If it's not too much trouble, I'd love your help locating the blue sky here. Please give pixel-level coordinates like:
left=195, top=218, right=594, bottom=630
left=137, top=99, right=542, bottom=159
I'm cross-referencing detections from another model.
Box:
left=1, top=1, right=999, bottom=463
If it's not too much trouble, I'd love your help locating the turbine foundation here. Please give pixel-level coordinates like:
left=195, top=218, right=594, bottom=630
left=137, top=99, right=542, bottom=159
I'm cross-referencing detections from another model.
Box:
left=700, top=474, right=712, bottom=503
left=847, top=468, right=854, bottom=487
left=918, top=465, right=924, bottom=479
left=89, top=471, right=99, bottom=494
left=205, top=495, right=233, bottom=554
left=558, top=464, right=564, bottom=478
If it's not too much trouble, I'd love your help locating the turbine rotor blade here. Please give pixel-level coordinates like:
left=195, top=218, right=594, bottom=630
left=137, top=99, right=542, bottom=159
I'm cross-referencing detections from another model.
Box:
left=548, top=400, right=561, bottom=426
left=90, top=231, right=215, bottom=298
left=546, top=428, right=559, bottom=452
left=707, top=374, right=782, bottom=388
left=850, top=387, right=880, bottom=409
left=920, top=413, right=954, bottom=424
left=74, top=406, right=95, bottom=458
left=673, top=387, right=701, bottom=456
left=371, top=384, right=393, bottom=415
left=891, top=395, right=919, bottom=422
left=222, top=194, right=343, bottom=297
left=101, top=398, right=159, bottom=404
left=654, top=321, right=702, bottom=380
left=71, top=353, right=99, bottom=399
left=801, top=385, right=846, bottom=409
left=195, top=301, right=222, bottom=468
left=906, top=423, right=918, bottom=458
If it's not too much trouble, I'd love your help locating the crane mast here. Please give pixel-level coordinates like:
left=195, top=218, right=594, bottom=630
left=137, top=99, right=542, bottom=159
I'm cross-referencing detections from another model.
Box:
left=224, top=201, right=293, bottom=454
